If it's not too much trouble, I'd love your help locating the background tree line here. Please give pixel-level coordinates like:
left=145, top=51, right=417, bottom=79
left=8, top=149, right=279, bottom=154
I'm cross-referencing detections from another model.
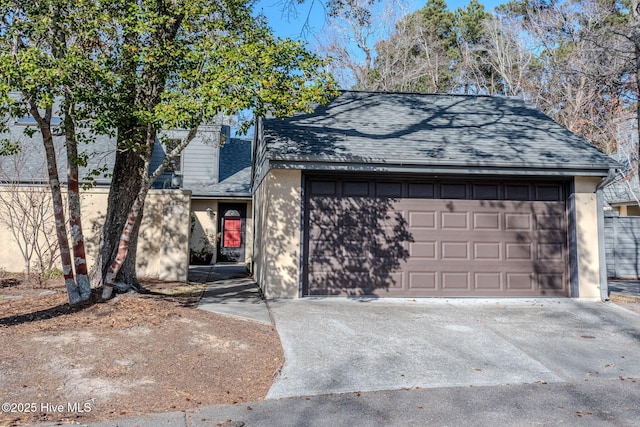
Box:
left=316, top=0, right=638, bottom=160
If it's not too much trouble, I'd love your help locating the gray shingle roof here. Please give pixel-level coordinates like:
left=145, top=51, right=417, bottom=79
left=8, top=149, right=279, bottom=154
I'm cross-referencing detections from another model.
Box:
left=602, top=149, right=639, bottom=205
left=603, top=175, right=640, bottom=205
left=262, top=91, right=618, bottom=175
left=2, top=121, right=251, bottom=198
left=0, top=124, right=114, bottom=185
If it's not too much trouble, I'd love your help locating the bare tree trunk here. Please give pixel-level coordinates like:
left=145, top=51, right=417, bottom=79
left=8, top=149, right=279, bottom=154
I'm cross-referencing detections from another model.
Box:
left=64, top=108, right=91, bottom=300
left=31, top=103, right=81, bottom=305
left=90, top=147, right=144, bottom=288
left=101, top=182, right=149, bottom=299
left=99, top=126, right=198, bottom=299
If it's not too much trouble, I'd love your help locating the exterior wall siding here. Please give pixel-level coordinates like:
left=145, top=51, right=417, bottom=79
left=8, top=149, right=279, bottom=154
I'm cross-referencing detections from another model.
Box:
left=252, top=169, right=301, bottom=298
left=570, top=177, right=605, bottom=298
left=251, top=119, right=270, bottom=191
left=0, top=187, right=191, bottom=281
left=160, top=127, right=221, bottom=188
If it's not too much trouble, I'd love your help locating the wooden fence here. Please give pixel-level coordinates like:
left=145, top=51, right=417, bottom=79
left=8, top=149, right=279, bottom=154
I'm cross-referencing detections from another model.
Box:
left=605, top=214, right=640, bottom=279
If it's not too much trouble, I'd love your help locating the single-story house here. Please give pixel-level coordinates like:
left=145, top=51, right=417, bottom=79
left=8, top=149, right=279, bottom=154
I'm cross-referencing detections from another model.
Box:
left=252, top=91, right=619, bottom=299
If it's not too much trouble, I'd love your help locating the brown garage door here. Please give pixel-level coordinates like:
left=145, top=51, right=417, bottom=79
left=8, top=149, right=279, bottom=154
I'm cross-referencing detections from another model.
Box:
left=303, top=177, right=569, bottom=297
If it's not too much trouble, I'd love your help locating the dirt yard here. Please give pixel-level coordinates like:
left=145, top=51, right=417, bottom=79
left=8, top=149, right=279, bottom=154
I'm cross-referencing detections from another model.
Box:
left=0, top=276, right=283, bottom=426
left=609, top=293, right=640, bottom=315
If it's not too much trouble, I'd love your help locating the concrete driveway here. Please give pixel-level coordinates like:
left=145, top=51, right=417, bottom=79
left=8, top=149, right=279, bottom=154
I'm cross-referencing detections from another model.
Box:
left=267, top=298, right=640, bottom=399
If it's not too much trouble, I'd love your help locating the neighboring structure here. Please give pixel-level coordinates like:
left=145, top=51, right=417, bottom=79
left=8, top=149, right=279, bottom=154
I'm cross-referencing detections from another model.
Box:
left=603, top=175, right=640, bottom=216
left=155, top=127, right=253, bottom=266
left=0, top=109, right=251, bottom=280
left=601, top=120, right=640, bottom=279
left=253, top=91, right=619, bottom=299
left=603, top=114, right=640, bottom=216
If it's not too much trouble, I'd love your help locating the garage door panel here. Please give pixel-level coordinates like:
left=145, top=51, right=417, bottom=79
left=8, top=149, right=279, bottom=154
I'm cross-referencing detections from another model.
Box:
left=441, top=242, right=470, bottom=260
left=537, top=231, right=568, bottom=243
left=408, top=211, right=436, bottom=228
left=442, top=272, right=471, bottom=290
left=304, top=178, right=569, bottom=297
left=474, top=273, right=503, bottom=290
left=473, top=213, right=500, bottom=229
left=537, top=215, right=564, bottom=230
left=408, top=272, right=437, bottom=289
left=441, top=212, right=469, bottom=229
left=506, top=273, right=534, bottom=290
left=505, top=243, right=533, bottom=260
left=538, top=274, right=566, bottom=292
left=474, top=242, right=501, bottom=260
left=505, top=213, right=532, bottom=230
left=388, top=272, right=405, bottom=289
left=307, top=272, right=400, bottom=296
left=308, top=209, right=337, bottom=226
left=410, top=242, right=436, bottom=258
left=538, top=244, right=565, bottom=260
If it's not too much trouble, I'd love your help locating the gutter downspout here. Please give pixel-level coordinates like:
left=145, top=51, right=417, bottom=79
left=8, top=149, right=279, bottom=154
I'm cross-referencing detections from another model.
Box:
left=596, top=168, right=619, bottom=301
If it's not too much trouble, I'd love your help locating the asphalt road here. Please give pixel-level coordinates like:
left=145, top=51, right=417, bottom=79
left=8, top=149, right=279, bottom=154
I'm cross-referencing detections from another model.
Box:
left=88, top=379, right=640, bottom=426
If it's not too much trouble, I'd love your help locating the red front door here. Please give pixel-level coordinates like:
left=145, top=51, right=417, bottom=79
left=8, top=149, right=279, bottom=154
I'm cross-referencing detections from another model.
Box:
left=217, top=204, right=246, bottom=263
left=223, top=218, right=241, bottom=248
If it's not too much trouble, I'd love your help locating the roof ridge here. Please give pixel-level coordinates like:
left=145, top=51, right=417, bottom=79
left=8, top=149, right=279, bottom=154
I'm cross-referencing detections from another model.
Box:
left=339, top=89, right=523, bottom=101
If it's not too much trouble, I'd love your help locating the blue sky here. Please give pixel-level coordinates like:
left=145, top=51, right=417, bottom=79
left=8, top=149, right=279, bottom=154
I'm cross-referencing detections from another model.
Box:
left=235, top=0, right=504, bottom=135
left=256, top=0, right=504, bottom=41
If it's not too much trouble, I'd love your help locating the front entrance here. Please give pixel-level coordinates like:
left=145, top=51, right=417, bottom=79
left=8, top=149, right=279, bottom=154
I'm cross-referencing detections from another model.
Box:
left=217, top=203, right=247, bottom=263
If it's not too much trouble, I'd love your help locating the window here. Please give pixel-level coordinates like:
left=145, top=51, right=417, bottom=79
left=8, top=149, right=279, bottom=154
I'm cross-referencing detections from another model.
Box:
left=224, top=209, right=241, bottom=217
left=165, top=138, right=182, bottom=172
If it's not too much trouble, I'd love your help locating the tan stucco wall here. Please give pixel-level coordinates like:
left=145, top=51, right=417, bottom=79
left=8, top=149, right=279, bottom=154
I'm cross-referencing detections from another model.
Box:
left=571, top=177, right=603, bottom=298
left=190, top=199, right=253, bottom=265
left=253, top=169, right=301, bottom=298
left=0, top=187, right=191, bottom=281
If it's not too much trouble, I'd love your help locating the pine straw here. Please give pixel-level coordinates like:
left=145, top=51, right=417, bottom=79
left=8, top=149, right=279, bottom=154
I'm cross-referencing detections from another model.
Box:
left=0, top=279, right=283, bottom=426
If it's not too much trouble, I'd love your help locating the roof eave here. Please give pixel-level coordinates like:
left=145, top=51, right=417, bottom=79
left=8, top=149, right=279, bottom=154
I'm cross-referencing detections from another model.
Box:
left=191, top=193, right=252, bottom=200
left=268, top=159, right=614, bottom=177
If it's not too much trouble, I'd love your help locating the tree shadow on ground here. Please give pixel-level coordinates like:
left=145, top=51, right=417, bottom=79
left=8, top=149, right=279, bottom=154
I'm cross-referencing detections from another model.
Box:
left=0, top=289, right=100, bottom=327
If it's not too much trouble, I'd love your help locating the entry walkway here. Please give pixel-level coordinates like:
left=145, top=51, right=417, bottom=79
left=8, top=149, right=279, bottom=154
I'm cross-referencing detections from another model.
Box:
left=190, top=263, right=272, bottom=325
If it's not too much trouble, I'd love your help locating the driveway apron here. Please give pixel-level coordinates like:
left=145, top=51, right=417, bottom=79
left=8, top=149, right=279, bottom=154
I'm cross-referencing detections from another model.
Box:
left=267, top=299, right=640, bottom=399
